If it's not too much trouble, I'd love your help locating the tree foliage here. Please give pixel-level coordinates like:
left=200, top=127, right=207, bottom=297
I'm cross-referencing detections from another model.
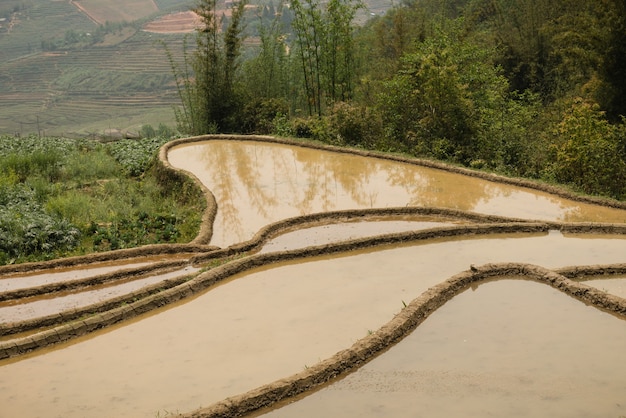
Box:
left=290, top=0, right=362, bottom=116
left=165, top=0, right=248, bottom=134
left=161, top=0, right=626, bottom=200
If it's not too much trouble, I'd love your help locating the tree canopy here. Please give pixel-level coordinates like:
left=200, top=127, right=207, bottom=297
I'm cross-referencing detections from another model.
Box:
left=166, top=0, right=626, bottom=199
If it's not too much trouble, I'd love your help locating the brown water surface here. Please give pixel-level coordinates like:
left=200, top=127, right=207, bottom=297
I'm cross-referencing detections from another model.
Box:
left=167, top=141, right=626, bottom=247
left=1, top=233, right=625, bottom=417
left=0, top=255, right=189, bottom=292
left=259, top=218, right=457, bottom=253
left=581, top=276, right=626, bottom=299
left=258, top=279, right=626, bottom=418
left=0, top=266, right=200, bottom=323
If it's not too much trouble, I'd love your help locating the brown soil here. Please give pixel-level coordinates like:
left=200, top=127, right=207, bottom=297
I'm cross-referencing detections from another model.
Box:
left=2, top=135, right=626, bottom=416
left=142, top=11, right=202, bottom=34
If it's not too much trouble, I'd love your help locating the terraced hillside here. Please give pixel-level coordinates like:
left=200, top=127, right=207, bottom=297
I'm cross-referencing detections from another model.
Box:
left=0, top=0, right=195, bottom=136
left=0, top=0, right=393, bottom=136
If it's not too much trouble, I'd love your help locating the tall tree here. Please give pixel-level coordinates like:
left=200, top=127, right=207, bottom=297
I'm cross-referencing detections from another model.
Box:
left=324, top=0, right=362, bottom=102
left=290, top=0, right=361, bottom=116
left=166, top=0, right=248, bottom=134
left=291, top=0, right=325, bottom=116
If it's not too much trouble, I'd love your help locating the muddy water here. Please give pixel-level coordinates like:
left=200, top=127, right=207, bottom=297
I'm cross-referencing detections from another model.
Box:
left=167, top=140, right=626, bottom=247
left=0, top=255, right=189, bottom=292
left=259, top=217, right=458, bottom=253
left=2, top=233, right=626, bottom=417
left=259, top=279, right=626, bottom=418
left=0, top=266, right=200, bottom=323
left=582, top=276, right=626, bottom=299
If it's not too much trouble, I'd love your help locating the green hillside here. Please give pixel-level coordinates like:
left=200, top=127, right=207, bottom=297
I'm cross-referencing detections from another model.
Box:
left=0, top=0, right=196, bottom=136
left=0, top=0, right=395, bottom=136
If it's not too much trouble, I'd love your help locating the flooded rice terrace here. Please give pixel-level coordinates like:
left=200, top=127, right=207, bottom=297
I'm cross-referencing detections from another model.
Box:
left=1, top=137, right=626, bottom=417
left=167, top=140, right=626, bottom=247
left=258, top=279, right=626, bottom=418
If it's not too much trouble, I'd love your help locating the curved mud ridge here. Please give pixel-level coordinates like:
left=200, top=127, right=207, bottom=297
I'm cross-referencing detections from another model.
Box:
left=0, top=220, right=547, bottom=358
left=0, top=265, right=198, bottom=337
left=2, top=220, right=626, bottom=359
left=162, top=134, right=626, bottom=214
left=182, top=262, right=626, bottom=418
left=2, top=135, right=626, bottom=416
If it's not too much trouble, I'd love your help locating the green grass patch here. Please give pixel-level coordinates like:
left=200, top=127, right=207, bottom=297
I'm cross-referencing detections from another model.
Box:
left=0, top=134, right=204, bottom=264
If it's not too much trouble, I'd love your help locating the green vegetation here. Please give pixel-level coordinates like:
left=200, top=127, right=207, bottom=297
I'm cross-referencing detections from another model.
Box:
left=0, top=135, right=204, bottom=265
left=165, top=0, right=626, bottom=200
left=2, top=0, right=626, bottom=262
left=164, top=0, right=248, bottom=134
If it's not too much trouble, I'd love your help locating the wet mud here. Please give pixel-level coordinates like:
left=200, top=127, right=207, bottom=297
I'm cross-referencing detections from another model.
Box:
left=2, top=233, right=626, bottom=417
left=3, top=135, right=626, bottom=417
left=255, top=279, right=626, bottom=418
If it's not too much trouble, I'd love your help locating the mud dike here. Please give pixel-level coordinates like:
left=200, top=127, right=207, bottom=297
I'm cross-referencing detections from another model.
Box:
left=1, top=135, right=626, bottom=417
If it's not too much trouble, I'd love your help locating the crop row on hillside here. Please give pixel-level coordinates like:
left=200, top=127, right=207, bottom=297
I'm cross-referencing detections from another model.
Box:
left=72, top=0, right=159, bottom=24
left=1, top=19, right=187, bottom=135
left=0, top=1, right=94, bottom=62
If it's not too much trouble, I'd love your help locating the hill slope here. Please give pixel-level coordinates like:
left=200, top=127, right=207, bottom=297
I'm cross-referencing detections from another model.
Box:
left=0, top=0, right=199, bottom=136
left=0, top=0, right=392, bottom=137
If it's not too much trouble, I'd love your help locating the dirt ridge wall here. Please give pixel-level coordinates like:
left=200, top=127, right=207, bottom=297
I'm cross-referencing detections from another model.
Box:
left=183, top=262, right=626, bottom=418
left=1, top=221, right=624, bottom=361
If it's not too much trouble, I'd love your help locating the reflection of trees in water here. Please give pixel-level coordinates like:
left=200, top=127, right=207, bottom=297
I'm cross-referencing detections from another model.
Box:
left=384, top=163, right=490, bottom=211
left=201, top=143, right=280, bottom=245
left=291, top=147, right=377, bottom=211
left=184, top=140, right=626, bottom=246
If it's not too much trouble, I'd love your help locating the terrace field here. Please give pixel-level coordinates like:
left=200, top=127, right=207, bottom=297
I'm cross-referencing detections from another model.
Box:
left=0, top=0, right=393, bottom=137
left=72, top=0, right=159, bottom=24
left=0, top=0, right=196, bottom=136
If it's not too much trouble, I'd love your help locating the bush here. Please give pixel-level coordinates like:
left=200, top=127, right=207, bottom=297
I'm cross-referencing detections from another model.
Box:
left=547, top=98, right=626, bottom=198
left=0, top=183, right=81, bottom=262
left=241, top=98, right=289, bottom=134
left=0, top=134, right=203, bottom=265
left=106, top=137, right=170, bottom=177
left=326, top=102, right=383, bottom=149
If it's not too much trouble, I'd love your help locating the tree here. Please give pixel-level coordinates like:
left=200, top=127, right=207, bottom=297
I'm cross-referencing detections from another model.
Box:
left=243, top=4, right=291, bottom=101
left=378, top=22, right=504, bottom=162
left=290, top=0, right=361, bottom=116
left=323, top=0, right=362, bottom=102
left=290, top=0, right=325, bottom=116
left=165, top=0, right=248, bottom=134
left=548, top=98, right=626, bottom=198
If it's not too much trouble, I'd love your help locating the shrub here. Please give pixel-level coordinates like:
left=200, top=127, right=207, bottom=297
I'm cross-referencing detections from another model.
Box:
left=326, top=101, right=383, bottom=149
left=241, top=98, right=289, bottom=134
left=547, top=98, right=626, bottom=198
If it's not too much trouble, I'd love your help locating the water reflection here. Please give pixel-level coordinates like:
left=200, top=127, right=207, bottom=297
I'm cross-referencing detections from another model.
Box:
left=168, top=140, right=626, bottom=247
left=2, top=233, right=625, bottom=418
left=259, top=279, right=626, bottom=418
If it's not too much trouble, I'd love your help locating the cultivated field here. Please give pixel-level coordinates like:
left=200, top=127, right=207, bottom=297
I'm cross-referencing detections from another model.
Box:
left=0, top=0, right=393, bottom=136
left=71, top=0, right=159, bottom=24
left=0, top=0, right=196, bottom=136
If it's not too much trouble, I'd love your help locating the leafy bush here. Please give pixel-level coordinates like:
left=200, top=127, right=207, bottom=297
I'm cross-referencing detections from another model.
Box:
left=0, top=134, right=203, bottom=265
left=547, top=98, right=626, bottom=198
left=106, top=137, right=170, bottom=177
left=326, top=102, right=383, bottom=149
left=0, top=182, right=80, bottom=263
left=241, top=98, right=289, bottom=134
left=89, top=212, right=181, bottom=251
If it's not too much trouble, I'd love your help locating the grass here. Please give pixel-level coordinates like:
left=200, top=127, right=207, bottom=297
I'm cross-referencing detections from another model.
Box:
left=0, top=134, right=205, bottom=265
